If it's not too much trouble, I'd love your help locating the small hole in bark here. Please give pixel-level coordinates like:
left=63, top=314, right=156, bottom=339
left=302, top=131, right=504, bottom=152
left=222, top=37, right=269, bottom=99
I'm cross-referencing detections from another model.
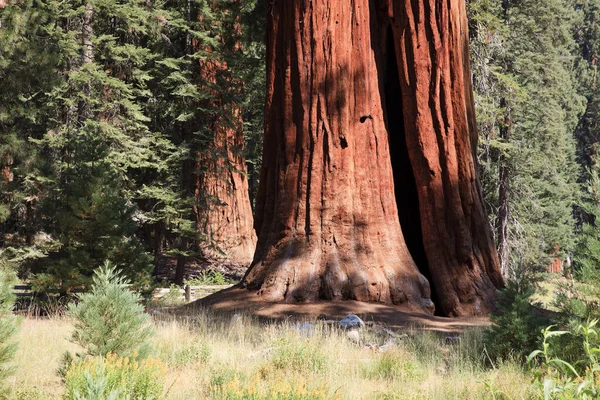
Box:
left=359, top=115, right=372, bottom=123
left=382, top=26, right=439, bottom=315
left=340, top=136, right=348, bottom=149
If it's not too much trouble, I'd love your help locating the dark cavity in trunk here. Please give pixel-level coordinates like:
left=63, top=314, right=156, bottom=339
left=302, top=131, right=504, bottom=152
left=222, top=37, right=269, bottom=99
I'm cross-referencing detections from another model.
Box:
left=382, top=27, right=439, bottom=314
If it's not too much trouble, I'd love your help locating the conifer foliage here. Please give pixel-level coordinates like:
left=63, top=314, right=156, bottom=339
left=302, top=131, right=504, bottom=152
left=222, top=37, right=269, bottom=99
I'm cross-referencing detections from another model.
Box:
left=68, top=262, right=154, bottom=359
left=469, top=0, right=587, bottom=278
left=0, top=0, right=265, bottom=288
left=0, top=268, right=17, bottom=393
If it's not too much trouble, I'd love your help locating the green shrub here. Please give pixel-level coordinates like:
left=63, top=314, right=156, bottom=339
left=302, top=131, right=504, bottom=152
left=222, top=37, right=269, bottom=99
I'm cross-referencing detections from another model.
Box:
left=68, top=261, right=154, bottom=359
left=185, top=270, right=234, bottom=286
left=549, top=280, right=600, bottom=366
left=161, top=284, right=183, bottom=306
left=64, top=354, right=166, bottom=400
left=484, top=280, right=549, bottom=362
left=0, top=268, right=18, bottom=394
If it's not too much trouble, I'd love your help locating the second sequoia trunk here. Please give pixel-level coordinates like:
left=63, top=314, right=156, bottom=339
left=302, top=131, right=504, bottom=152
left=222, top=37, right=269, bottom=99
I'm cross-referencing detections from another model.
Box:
left=242, top=0, right=503, bottom=316
left=194, top=8, right=257, bottom=267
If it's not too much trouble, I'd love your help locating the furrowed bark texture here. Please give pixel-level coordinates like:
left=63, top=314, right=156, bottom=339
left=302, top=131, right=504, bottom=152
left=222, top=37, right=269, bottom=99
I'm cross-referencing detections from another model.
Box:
left=243, top=0, right=434, bottom=314
left=195, top=101, right=257, bottom=266
left=243, top=0, right=503, bottom=316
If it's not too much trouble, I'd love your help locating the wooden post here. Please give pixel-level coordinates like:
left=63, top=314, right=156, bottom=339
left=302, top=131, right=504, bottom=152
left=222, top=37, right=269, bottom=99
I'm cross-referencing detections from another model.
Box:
left=184, top=284, right=191, bottom=302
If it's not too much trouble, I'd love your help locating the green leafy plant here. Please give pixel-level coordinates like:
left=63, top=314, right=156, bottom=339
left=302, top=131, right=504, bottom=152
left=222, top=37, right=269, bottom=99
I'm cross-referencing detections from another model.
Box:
left=528, top=320, right=600, bottom=399
left=67, top=261, right=155, bottom=360
left=550, top=279, right=600, bottom=366
left=64, top=354, right=166, bottom=400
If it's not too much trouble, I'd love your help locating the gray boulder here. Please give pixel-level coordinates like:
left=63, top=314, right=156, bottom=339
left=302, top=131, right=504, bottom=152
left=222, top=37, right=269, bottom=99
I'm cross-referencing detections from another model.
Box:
left=338, top=314, right=365, bottom=329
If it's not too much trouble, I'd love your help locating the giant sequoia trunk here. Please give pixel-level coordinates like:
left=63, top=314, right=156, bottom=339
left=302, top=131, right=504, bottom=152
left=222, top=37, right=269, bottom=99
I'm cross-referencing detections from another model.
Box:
left=242, top=0, right=503, bottom=316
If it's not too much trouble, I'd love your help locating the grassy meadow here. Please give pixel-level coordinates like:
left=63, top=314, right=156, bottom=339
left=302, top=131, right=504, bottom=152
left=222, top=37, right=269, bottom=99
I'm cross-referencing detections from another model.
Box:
left=6, top=306, right=537, bottom=400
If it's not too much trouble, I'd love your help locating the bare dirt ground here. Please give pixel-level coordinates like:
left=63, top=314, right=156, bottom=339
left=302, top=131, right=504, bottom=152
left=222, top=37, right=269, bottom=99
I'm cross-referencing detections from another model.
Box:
left=189, top=286, right=491, bottom=334
left=156, top=256, right=492, bottom=333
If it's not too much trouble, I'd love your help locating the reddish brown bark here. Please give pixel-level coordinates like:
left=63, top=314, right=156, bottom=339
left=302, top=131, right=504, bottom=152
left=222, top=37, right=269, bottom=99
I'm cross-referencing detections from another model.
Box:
left=195, top=101, right=257, bottom=266
left=242, top=0, right=503, bottom=316
left=548, top=245, right=563, bottom=274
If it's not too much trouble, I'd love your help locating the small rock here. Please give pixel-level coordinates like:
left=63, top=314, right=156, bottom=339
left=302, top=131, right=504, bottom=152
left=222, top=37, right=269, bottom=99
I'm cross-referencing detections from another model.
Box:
left=346, top=329, right=361, bottom=343
left=338, top=314, right=365, bottom=330
left=292, top=321, right=315, bottom=337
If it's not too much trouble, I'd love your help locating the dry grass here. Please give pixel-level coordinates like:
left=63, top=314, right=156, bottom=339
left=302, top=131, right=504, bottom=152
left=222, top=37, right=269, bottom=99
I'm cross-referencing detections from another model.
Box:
left=6, top=309, right=537, bottom=399
left=8, top=318, right=80, bottom=399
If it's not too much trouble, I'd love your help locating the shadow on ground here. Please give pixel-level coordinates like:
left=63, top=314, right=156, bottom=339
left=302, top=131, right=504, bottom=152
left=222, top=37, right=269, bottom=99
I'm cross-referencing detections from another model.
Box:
left=184, top=286, right=491, bottom=334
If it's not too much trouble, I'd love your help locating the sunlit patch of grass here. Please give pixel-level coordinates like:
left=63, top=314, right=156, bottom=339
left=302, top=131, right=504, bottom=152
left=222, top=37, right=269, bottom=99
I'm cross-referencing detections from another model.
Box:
left=531, top=275, right=600, bottom=312
left=153, top=320, right=210, bottom=368
left=363, top=349, right=420, bottom=381
left=267, top=336, right=329, bottom=374
left=8, top=317, right=80, bottom=399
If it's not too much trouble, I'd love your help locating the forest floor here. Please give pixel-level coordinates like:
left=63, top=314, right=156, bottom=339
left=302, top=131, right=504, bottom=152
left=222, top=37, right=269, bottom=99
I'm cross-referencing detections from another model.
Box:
left=9, top=308, right=534, bottom=400
left=190, top=287, right=492, bottom=334
left=9, top=276, right=575, bottom=399
left=154, top=256, right=493, bottom=333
